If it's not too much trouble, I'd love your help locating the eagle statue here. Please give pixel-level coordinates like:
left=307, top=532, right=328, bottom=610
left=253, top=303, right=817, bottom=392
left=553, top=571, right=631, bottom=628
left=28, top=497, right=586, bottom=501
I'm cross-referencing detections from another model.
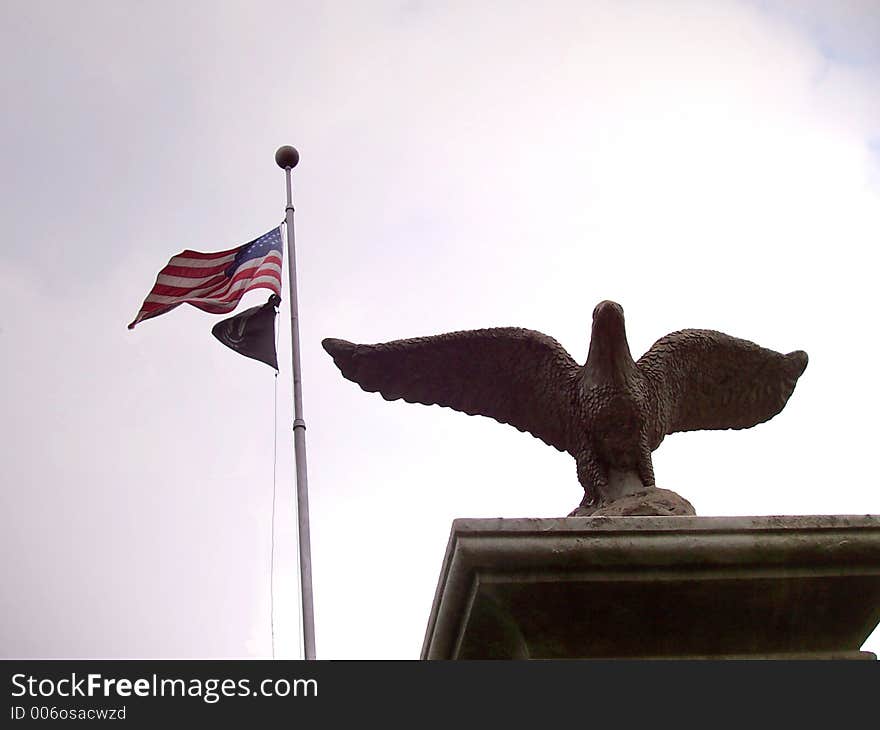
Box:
left=322, top=301, right=807, bottom=513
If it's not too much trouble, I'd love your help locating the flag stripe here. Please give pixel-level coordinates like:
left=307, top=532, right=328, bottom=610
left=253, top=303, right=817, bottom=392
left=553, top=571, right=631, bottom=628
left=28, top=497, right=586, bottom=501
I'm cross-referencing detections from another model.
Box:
left=153, top=255, right=282, bottom=295
left=148, top=266, right=282, bottom=303
left=172, top=252, right=238, bottom=266
left=144, top=272, right=282, bottom=305
left=128, top=226, right=284, bottom=329
left=152, top=274, right=228, bottom=297
left=160, top=259, right=238, bottom=279
left=135, top=279, right=281, bottom=317
left=173, top=247, right=241, bottom=261
left=160, top=250, right=238, bottom=270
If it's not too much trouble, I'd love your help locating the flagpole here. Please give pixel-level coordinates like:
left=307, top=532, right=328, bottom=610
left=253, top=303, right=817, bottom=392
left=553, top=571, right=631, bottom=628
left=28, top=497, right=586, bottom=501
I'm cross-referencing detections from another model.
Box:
left=275, top=145, right=316, bottom=660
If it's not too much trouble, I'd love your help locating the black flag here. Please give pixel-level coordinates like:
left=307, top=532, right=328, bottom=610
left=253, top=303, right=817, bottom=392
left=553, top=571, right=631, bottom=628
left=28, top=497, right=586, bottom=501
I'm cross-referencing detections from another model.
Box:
left=212, top=294, right=280, bottom=369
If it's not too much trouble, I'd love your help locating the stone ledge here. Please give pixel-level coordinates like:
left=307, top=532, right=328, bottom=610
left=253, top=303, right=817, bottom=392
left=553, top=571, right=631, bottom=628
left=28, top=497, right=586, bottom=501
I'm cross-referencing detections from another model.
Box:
left=421, top=515, right=880, bottom=660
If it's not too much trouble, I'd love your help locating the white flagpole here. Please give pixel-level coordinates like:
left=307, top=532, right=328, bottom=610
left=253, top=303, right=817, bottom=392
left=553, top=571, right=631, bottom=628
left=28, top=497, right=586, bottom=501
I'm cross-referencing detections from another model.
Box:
left=275, top=145, right=316, bottom=660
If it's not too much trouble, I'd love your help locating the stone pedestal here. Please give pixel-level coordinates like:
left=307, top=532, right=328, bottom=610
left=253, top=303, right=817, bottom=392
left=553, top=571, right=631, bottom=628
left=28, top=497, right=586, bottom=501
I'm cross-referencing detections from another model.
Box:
left=421, top=515, right=880, bottom=659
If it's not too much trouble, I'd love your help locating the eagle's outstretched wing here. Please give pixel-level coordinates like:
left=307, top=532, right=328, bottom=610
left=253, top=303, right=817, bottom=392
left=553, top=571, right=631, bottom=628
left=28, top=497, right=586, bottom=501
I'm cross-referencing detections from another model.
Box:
left=637, top=328, right=808, bottom=449
left=322, top=328, right=582, bottom=453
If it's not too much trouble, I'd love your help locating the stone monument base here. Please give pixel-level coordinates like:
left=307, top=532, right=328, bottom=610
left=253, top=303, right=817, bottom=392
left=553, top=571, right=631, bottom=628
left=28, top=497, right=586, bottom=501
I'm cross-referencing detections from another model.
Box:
left=421, top=515, right=880, bottom=659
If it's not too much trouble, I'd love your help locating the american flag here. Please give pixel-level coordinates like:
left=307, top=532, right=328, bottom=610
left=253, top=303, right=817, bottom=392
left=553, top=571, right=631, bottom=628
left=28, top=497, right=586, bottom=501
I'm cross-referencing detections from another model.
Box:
left=128, top=226, right=284, bottom=329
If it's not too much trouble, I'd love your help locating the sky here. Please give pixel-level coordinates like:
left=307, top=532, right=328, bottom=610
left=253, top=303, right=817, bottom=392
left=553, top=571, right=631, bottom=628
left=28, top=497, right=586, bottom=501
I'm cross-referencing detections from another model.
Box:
left=2, top=0, right=879, bottom=660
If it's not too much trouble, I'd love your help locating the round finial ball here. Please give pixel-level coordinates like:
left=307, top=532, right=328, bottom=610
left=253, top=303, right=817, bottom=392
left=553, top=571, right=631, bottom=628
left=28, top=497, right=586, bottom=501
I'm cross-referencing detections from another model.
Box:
left=275, top=146, right=300, bottom=169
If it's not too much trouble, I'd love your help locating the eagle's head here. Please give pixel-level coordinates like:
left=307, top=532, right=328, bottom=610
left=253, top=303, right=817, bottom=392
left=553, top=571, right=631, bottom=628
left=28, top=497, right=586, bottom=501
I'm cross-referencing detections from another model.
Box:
left=592, top=300, right=625, bottom=333
left=586, top=300, right=635, bottom=380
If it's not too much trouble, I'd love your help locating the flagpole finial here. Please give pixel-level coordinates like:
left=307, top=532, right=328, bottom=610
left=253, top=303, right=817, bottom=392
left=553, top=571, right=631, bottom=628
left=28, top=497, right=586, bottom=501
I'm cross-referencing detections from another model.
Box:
left=275, top=145, right=300, bottom=169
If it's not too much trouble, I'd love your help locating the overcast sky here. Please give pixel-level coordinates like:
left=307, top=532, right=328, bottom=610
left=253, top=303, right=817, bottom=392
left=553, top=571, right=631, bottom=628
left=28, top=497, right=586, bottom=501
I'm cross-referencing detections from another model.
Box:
left=2, top=0, right=879, bottom=660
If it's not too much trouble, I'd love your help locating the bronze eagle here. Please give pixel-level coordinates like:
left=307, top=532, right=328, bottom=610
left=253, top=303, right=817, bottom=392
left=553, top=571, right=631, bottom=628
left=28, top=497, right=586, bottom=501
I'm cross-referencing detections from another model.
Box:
left=322, top=301, right=808, bottom=509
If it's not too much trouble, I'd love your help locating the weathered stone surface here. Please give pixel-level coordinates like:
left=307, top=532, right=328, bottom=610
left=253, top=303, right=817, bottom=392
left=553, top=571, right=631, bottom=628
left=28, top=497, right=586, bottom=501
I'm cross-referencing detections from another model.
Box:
left=422, top=515, right=880, bottom=660
left=569, top=487, right=695, bottom=516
